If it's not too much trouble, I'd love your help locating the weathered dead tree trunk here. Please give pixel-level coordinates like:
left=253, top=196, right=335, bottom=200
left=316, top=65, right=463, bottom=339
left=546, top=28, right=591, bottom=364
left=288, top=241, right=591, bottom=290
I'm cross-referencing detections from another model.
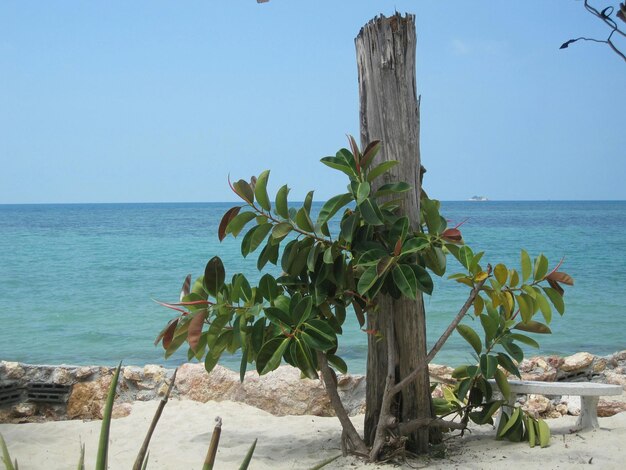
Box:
left=356, top=13, right=438, bottom=453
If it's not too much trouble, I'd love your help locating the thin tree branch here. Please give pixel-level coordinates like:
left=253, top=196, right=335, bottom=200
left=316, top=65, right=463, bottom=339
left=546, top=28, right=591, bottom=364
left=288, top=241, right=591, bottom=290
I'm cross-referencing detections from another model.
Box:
left=316, top=351, right=369, bottom=457
left=369, top=318, right=398, bottom=461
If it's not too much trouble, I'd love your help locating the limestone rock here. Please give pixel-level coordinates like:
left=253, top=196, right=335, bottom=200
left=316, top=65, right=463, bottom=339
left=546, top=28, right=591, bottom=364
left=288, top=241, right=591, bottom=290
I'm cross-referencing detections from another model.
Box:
left=593, top=358, right=607, bottom=373
left=520, top=357, right=557, bottom=382
left=429, top=364, right=454, bottom=383
left=143, top=365, right=165, bottom=383
left=597, top=400, right=626, bottom=417
left=51, top=368, right=72, bottom=385
left=13, top=403, right=37, bottom=417
left=66, top=375, right=112, bottom=419
left=561, top=352, right=594, bottom=372
left=175, top=363, right=239, bottom=403
left=99, top=402, right=132, bottom=419
left=562, top=395, right=581, bottom=415
left=75, top=366, right=97, bottom=379
left=522, top=394, right=551, bottom=418
left=555, top=403, right=568, bottom=416
left=123, top=366, right=144, bottom=382
left=3, top=362, right=25, bottom=379
left=604, top=371, right=626, bottom=390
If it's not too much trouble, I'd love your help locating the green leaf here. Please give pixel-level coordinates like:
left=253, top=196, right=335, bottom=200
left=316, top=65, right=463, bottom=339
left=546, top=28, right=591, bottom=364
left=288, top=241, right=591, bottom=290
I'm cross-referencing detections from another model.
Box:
left=327, top=354, right=348, bottom=374
left=353, top=181, right=371, bottom=204
left=498, top=406, right=521, bottom=438
left=258, top=274, right=280, bottom=302
left=533, top=254, right=549, bottom=281
left=537, top=418, right=551, bottom=448
left=514, top=320, right=552, bottom=334
left=303, top=319, right=337, bottom=351
left=275, top=184, right=290, bottom=219
left=480, top=354, right=498, bottom=379
left=357, top=265, right=379, bottom=295
left=340, top=213, right=359, bottom=243
left=233, top=179, right=254, bottom=204
left=401, top=236, right=429, bottom=255
left=293, top=337, right=318, bottom=379
left=226, top=211, right=257, bottom=237
left=254, top=170, right=271, bottom=211
left=543, top=287, right=565, bottom=315
left=291, top=296, right=313, bottom=327
left=316, top=193, right=352, bottom=226
left=456, top=246, right=474, bottom=270
left=257, top=337, right=291, bottom=375
left=502, top=340, right=524, bottom=362
left=494, top=264, right=508, bottom=285
left=271, top=222, right=293, bottom=240
left=358, top=198, right=384, bottom=225
left=497, top=352, right=521, bottom=378
left=516, top=294, right=534, bottom=324
left=96, top=362, right=122, bottom=470
left=320, top=156, right=356, bottom=178
left=480, top=314, right=498, bottom=343
left=204, top=256, right=226, bottom=297
left=374, top=182, right=411, bottom=198
left=264, top=307, right=293, bottom=329
left=494, top=368, right=511, bottom=398
left=509, top=333, right=540, bottom=349
left=295, top=207, right=314, bottom=232
left=411, top=264, right=434, bottom=295
left=521, top=250, right=532, bottom=282
left=457, top=324, right=482, bottom=355
left=390, top=217, right=409, bottom=245
left=534, top=290, right=552, bottom=323
left=241, top=223, right=272, bottom=257
left=303, top=191, right=314, bottom=214
left=392, top=264, right=418, bottom=300
left=367, top=160, right=398, bottom=182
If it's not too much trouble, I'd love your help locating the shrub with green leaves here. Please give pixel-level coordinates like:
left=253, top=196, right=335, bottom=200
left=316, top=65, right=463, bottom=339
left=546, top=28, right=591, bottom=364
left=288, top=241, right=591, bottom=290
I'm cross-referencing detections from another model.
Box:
left=155, top=137, right=572, bottom=459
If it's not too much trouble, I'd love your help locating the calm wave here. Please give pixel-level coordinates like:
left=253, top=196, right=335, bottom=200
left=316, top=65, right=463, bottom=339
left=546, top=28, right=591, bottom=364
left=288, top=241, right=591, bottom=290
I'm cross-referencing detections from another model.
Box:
left=1, top=201, right=624, bottom=374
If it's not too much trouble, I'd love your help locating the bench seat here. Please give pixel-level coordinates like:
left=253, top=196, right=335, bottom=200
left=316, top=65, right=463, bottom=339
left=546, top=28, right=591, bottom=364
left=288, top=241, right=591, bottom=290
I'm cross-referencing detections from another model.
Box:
left=488, top=379, right=623, bottom=431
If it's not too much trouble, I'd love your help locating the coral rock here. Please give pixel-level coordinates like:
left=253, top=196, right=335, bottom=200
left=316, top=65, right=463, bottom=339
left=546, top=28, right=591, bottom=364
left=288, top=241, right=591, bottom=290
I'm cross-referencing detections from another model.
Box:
left=522, top=394, right=551, bottom=418
left=66, top=375, right=112, bottom=419
left=597, top=400, right=626, bottom=417
left=561, top=352, right=594, bottom=372
left=3, top=362, right=25, bottom=379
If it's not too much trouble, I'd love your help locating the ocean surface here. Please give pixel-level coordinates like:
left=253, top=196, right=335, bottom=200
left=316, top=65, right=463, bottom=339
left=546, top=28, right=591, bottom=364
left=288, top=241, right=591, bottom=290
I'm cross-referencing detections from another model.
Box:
left=1, top=201, right=624, bottom=375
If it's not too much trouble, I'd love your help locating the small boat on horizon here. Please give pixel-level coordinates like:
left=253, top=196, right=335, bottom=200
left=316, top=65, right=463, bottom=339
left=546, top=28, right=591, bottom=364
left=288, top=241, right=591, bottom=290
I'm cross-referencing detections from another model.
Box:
left=468, top=195, right=489, bottom=201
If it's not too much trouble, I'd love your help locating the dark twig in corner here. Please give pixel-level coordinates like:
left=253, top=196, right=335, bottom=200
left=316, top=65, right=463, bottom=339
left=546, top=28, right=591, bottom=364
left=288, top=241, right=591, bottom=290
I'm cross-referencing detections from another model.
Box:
left=561, top=0, right=626, bottom=62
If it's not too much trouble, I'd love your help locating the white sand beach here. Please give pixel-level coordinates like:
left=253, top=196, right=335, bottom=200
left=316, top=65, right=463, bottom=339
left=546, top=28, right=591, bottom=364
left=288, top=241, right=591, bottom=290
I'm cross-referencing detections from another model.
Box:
left=1, top=399, right=625, bottom=470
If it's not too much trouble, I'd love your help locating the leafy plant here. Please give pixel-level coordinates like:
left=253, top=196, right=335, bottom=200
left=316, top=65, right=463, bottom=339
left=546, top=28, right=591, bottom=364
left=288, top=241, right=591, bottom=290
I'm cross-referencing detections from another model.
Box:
left=155, top=137, right=572, bottom=460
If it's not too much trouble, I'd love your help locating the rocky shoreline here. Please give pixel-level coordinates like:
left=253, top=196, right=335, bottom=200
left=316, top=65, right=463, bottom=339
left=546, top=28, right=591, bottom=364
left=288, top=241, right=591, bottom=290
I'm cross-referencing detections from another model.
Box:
left=1, top=350, right=625, bottom=424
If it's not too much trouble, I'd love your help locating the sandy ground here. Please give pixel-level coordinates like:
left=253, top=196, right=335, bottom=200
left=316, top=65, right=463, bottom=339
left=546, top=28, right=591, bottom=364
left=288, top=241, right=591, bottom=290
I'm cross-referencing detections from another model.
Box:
left=1, top=399, right=625, bottom=469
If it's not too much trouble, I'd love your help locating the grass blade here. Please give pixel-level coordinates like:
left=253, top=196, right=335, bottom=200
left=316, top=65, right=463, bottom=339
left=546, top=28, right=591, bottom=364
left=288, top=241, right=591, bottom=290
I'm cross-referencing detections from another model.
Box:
left=307, top=454, right=342, bottom=470
left=132, top=368, right=178, bottom=470
left=0, top=434, right=17, bottom=470
left=76, top=443, right=85, bottom=470
left=96, top=361, right=122, bottom=470
left=238, top=439, right=257, bottom=470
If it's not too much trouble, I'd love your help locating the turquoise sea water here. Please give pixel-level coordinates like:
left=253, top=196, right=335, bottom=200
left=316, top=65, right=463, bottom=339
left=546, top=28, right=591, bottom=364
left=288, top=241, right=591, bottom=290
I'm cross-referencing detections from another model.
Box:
left=0, top=201, right=624, bottom=375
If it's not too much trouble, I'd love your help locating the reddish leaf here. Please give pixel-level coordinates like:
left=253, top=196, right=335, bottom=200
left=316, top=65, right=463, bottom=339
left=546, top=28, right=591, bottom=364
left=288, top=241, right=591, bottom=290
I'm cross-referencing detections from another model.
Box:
left=441, top=228, right=462, bottom=243
left=153, top=299, right=189, bottom=315
left=546, top=271, right=574, bottom=286
left=187, top=310, right=208, bottom=351
left=347, top=134, right=361, bottom=172
left=393, top=238, right=402, bottom=256
left=156, top=319, right=178, bottom=349
left=547, top=278, right=564, bottom=296
left=353, top=300, right=365, bottom=328
left=360, top=140, right=381, bottom=169
left=218, top=206, right=241, bottom=241
left=180, top=274, right=191, bottom=301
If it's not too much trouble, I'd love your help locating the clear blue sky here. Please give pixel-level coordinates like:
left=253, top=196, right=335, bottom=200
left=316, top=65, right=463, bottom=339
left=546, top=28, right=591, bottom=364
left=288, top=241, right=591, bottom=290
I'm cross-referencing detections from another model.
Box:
left=1, top=1, right=624, bottom=203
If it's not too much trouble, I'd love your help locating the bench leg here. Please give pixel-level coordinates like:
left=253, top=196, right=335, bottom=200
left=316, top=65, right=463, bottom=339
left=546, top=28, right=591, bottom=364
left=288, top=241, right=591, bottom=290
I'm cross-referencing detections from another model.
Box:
left=573, top=396, right=599, bottom=431
left=495, top=392, right=518, bottom=429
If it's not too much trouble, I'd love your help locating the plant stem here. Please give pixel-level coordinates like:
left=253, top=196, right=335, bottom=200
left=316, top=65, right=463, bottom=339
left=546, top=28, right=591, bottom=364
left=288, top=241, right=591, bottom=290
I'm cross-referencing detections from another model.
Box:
left=132, top=368, right=178, bottom=470
left=316, top=351, right=369, bottom=456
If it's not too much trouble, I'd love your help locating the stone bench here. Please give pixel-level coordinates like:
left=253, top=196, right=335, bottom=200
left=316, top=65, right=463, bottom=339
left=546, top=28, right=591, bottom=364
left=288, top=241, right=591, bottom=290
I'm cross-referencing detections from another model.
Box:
left=488, top=379, right=623, bottom=431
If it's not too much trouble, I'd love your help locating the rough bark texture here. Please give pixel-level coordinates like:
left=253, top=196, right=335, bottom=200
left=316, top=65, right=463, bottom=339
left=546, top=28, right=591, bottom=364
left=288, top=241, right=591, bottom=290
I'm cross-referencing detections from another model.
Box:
left=355, top=13, right=436, bottom=453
